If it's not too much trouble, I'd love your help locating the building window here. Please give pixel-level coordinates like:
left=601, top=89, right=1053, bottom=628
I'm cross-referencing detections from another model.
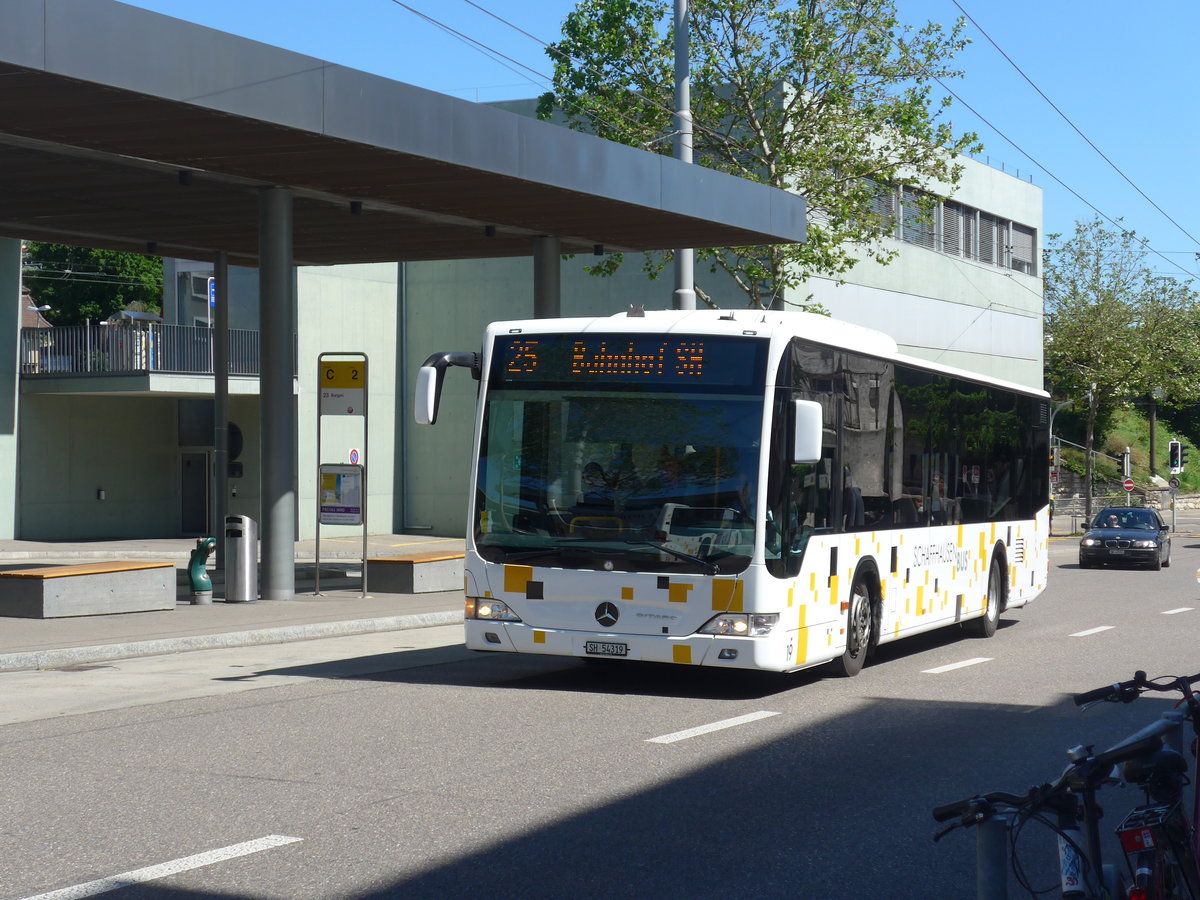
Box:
left=869, top=182, right=1037, bottom=277
left=1010, top=223, right=1036, bottom=275
left=900, top=187, right=936, bottom=250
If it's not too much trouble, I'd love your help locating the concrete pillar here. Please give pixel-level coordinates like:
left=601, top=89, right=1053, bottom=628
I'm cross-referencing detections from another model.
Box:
left=533, top=236, right=561, bottom=319
left=213, top=250, right=229, bottom=569
left=258, top=187, right=296, bottom=600
left=0, top=239, right=20, bottom=538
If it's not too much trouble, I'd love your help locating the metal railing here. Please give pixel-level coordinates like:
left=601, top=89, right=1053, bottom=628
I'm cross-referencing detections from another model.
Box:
left=19, top=323, right=282, bottom=376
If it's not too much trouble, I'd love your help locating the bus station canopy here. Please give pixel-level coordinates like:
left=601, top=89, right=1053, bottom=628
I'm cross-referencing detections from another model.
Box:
left=0, top=0, right=807, bottom=268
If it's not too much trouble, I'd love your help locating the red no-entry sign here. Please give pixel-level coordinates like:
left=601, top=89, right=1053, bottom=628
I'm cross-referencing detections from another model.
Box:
left=1123, top=477, right=1134, bottom=492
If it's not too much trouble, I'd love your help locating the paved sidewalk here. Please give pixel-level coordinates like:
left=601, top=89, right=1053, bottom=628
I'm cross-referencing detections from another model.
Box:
left=0, top=533, right=465, bottom=672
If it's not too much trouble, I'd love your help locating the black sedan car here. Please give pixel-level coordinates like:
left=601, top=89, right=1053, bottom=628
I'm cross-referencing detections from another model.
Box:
left=1078, top=506, right=1171, bottom=570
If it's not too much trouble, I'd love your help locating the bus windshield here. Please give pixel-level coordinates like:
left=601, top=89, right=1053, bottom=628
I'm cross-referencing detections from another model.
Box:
left=474, top=334, right=767, bottom=574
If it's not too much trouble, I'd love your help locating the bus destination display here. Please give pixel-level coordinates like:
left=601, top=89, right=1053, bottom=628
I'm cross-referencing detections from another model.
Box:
left=493, top=334, right=762, bottom=388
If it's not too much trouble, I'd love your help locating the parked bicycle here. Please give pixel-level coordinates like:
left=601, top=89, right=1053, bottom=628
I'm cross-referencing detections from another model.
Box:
left=933, top=670, right=1200, bottom=899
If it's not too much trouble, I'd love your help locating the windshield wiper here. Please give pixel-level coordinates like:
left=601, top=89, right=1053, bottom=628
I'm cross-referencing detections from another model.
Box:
left=493, top=538, right=611, bottom=564
left=494, top=538, right=720, bottom=574
left=622, top=540, right=719, bottom=574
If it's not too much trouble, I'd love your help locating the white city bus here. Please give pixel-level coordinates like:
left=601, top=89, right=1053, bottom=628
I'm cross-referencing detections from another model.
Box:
left=415, top=309, right=1049, bottom=675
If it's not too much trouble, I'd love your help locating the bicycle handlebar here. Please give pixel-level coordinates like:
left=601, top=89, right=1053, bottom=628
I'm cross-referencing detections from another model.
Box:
left=1073, top=669, right=1200, bottom=707
left=932, top=791, right=1026, bottom=823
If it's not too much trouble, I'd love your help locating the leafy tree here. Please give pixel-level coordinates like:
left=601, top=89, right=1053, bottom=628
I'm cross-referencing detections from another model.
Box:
left=538, top=0, right=981, bottom=308
left=22, top=242, right=162, bottom=325
left=1043, top=217, right=1200, bottom=510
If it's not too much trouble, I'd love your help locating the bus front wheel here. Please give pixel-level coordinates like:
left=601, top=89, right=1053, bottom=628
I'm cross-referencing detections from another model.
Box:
left=834, top=573, right=874, bottom=677
left=966, top=557, right=1002, bottom=639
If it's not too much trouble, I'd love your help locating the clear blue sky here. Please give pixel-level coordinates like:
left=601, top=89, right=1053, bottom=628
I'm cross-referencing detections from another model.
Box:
left=125, top=0, right=1200, bottom=282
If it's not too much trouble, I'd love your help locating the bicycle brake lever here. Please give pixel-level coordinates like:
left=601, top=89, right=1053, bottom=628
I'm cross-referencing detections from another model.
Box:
left=932, top=820, right=960, bottom=843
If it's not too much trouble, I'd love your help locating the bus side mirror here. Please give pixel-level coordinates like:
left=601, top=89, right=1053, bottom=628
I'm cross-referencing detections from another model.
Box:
left=792, top=399, right=822, bottom=464
left=413, top=351, right=481, bottom=426
left=414, top=365, right=439, bottom=425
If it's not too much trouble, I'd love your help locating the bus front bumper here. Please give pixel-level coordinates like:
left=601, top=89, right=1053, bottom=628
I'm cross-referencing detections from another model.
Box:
left=464, top=620, right=799, bottom=672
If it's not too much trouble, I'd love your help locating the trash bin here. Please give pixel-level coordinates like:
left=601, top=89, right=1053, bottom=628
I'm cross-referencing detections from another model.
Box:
left=224, top=514, right=258, bottom=603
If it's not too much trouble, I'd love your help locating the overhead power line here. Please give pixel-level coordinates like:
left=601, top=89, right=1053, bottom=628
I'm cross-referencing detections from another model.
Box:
left=855, top=6, right=1197, bottom=282
left=950, top=0, right=1200, bottom=252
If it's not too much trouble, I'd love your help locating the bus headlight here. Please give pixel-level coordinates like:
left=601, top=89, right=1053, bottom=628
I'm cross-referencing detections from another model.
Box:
left=699, top=613, right=779, bottom=636
left=465, top=598, right=522, bottom=621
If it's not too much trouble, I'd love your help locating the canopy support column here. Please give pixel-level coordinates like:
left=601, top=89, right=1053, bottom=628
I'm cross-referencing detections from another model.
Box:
left=258, top=186, right=296, bottom=601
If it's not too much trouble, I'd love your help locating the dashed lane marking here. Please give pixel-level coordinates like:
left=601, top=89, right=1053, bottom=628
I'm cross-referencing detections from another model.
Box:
left=647, top=710, right=780, bottom=744
left=1163, top=608, right=1194, bottom=615
left=22, top=835, right=302, bottom=900
left=922, top=657, right=992, bottom=674
left=1070, top=626, right=1116, bottom=637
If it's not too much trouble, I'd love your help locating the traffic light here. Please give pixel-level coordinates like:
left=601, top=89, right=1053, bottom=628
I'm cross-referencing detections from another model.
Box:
left=1168, top=440, right=1182, bottom=472
left=1182, top=445, right=1190, bottom=470
left=1050, top=444, right=1058, bottom=466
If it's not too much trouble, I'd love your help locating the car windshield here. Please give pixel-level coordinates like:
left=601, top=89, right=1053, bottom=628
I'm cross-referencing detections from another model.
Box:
left=1092, top=509, right=1158, bottom=530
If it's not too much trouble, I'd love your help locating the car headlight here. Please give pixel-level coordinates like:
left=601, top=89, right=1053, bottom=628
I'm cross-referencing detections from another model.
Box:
left=1131, top=540, right=1158, bottom=549
left=465, top=597, right=522, bottom=621
left=699, top=613, right=779, bottom=636
left=1081, top=538, right=1100, bottom=547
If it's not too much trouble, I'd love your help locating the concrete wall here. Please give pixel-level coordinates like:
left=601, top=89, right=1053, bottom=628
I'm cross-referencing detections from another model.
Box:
left=802, top=157, right=1044, bottom=388
left=17, top=392, right=262, bottom=540
left=21, top=394, right=183, bottom=539
left=296, top=262, right=399, bottom=540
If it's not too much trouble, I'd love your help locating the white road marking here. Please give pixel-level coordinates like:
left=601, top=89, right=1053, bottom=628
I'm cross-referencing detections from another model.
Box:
left=647, top=710, right=780, bottom=744
left=22, top=835, right=302, bottom=900
left=1163, top=607, right=1194, bottom=615
left=1070, top=626, right=1115, bottom=637
left=922, top=657, right=992, bottom=674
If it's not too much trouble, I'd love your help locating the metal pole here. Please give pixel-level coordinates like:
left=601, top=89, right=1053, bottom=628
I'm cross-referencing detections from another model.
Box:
left=533, top=236, right=560, bottom=318
left=213, top=250, right=229, bottom=570
left=672, top=0, right=695, bottom=311
left=362, top=355, right=369, bottom=599
left=258, top=186, right=296, bottom=601
left=314, top=356, right=322, bottom=597
left=1149, top=394, right=1158, bottom=476
left=976, top=814, right=1009, bottom=900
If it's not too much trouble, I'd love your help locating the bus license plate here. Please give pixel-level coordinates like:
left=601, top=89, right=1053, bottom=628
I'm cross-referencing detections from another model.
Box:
left=585, top=641, right=628, bottom=657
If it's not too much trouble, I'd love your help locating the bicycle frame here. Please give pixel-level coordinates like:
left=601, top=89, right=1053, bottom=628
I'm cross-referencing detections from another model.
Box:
left=935, top=670, right=1200, bottom=900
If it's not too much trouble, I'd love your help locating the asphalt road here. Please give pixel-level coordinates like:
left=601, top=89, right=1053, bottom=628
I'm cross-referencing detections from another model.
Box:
left=3, top=530, right=1200, bottom=899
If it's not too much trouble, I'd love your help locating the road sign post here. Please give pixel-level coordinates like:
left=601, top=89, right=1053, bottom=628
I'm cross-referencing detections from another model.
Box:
left=315, top=353, right=368, bottom=597
left=1170, top=477, right=1180, bottom=531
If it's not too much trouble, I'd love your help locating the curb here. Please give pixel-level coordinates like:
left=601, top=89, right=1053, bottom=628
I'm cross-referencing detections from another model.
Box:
left=0, top=609, right=463, bottom=673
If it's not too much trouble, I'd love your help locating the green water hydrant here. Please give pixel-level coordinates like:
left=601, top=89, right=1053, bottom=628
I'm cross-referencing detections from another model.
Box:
left=189, top=536, right=216, bottom=604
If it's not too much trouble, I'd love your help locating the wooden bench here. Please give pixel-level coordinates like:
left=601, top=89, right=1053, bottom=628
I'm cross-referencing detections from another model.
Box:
left=0, top=561, right=177, bottom=618
left=367, top=551, right=465, bottom=594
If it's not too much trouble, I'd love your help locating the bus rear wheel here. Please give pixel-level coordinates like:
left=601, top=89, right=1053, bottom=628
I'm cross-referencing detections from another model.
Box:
left=834, top=574, right=873, bottom=677
left=966, top=557, right=1002, bottom=639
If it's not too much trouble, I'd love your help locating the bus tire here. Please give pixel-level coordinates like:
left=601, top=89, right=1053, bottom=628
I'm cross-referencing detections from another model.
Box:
left=833, top=571, right=874, bottom=677
left=967, top=556, right=1003, bottom=639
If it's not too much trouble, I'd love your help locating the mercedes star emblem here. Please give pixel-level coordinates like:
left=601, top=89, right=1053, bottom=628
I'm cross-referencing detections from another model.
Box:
left=595, top=602, right=619, bottom=628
